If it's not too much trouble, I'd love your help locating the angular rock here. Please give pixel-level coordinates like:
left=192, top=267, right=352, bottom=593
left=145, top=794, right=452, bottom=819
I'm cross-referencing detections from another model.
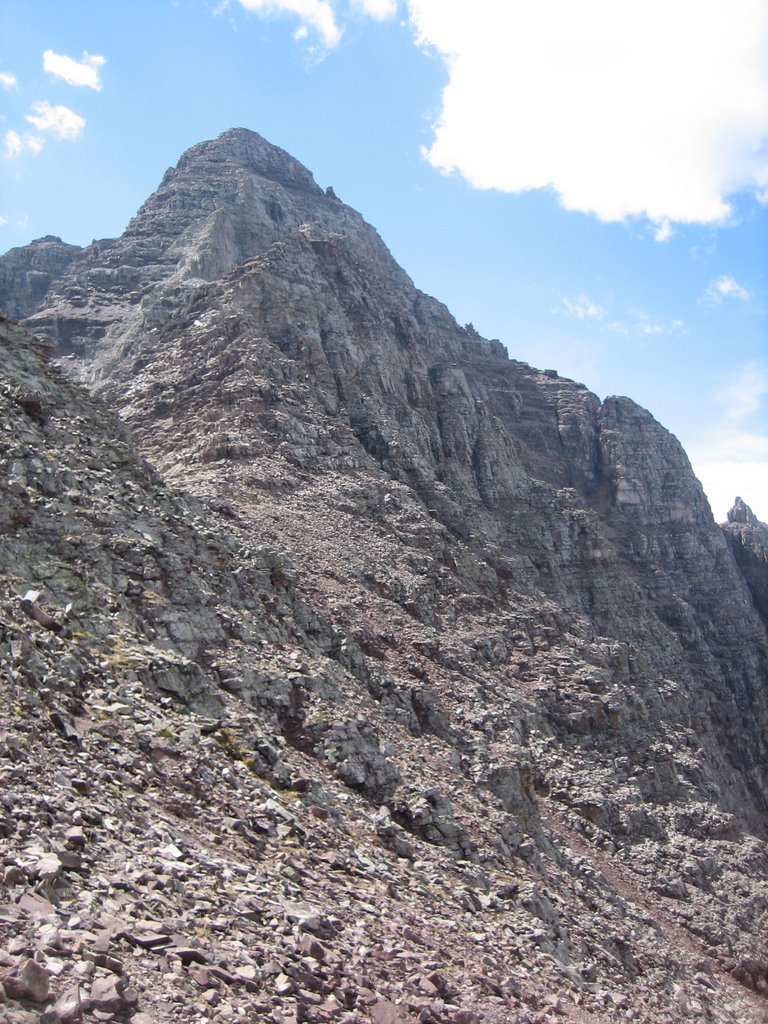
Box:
left=1, top=958, right=51, bottom=1003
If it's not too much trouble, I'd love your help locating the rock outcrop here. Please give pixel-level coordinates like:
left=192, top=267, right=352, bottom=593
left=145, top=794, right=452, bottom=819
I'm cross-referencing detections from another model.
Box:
left=0, top=236, right=82, bottom=320
left=1, top=129, right=768, bottom=1024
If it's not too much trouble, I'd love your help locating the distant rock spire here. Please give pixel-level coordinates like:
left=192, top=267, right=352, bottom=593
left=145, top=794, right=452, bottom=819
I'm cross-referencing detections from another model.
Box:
left=727, top=496, right=759, bottom=526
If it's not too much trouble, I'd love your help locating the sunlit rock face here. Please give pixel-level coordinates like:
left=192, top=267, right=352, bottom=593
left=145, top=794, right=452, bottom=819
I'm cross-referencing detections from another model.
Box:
left=1, top=129, right=768, bottom=1024
left=0, top=235, right=82, bottom=320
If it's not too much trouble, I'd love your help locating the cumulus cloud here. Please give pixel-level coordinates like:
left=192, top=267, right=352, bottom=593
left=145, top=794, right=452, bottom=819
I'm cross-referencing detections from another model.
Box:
left=406, top=0, right=768, bottom=227
left=236, top=0, right=342, bottom=47
left=43, top=49, right=105, bottom=90
left=0, top=216, right=6, bottom=226
left=557, top=295, right=603, bottom=320
left=25, top=101, right=86, bottom=141
left=0, top=71, right=17, bottom=89
left=705, top=275, right=751, bottom=303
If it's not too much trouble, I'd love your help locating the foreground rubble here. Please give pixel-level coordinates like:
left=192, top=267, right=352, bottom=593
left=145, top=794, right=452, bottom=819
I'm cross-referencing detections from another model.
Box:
left=2, top=315, right=768, bottom=1024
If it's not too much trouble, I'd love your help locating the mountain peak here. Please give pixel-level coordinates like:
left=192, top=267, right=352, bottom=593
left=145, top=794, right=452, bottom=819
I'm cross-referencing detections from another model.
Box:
left=168, top=126, right=322, bottom=195
left=2, top=129, right=768, bottom=1024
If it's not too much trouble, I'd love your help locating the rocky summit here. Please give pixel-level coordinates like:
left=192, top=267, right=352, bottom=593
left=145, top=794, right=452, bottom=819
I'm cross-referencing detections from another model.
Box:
left=1, top=128, right=767, bottom=1024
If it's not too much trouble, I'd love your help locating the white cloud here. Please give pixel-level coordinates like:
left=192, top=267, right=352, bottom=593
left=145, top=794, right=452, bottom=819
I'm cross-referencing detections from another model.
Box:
left=236, top=0, right=341, bottom=47
left=654, top=219, right=673, bottom=243
left=705, top=275, right=751, bottom=303
left=25, top=101, right=86, bottom=141
left=0, top=71, right=17, bottom=89
left=406, top=0, right=768, bottom=226
left=558, top=295, right=603, bottom=320
left=0, top=215, right=6, bottom=226
left=352, top=0, right=397, bottom=18
left=43, top=49, right=105, bottom=90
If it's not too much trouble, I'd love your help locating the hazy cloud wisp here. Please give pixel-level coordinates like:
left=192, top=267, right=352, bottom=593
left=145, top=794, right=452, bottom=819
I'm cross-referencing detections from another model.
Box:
left=352, top=0, right=398, bottom=18
left=3, top=130, right=43, bottom=159
left=3, top=130, right=23, bottom=159
left=705, top=275, right=751, bottom=303
left=558, top=295, right=603, bottom=320
left=717, top=361, right=768, bottom=421
left=236, top=0, right=342, bottom=47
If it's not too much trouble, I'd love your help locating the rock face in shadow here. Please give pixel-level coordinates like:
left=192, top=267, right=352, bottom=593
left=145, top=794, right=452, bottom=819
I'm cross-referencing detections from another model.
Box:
left=1, top=129, right=768, bottom=1024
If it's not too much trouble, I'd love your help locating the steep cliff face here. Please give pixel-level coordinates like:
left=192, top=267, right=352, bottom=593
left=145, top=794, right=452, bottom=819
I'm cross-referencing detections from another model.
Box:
left=2, top=129, right=768, bottom=1024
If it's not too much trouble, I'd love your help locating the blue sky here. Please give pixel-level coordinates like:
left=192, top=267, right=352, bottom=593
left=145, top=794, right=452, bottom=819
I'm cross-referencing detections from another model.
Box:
left=1, top=0, right=767, bottom=521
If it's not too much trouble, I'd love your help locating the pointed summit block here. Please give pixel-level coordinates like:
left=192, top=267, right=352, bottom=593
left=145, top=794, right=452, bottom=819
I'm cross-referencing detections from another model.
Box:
left=9, top=127, right=390, bottom=364
left=170, top=127, right=323, bottom=194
